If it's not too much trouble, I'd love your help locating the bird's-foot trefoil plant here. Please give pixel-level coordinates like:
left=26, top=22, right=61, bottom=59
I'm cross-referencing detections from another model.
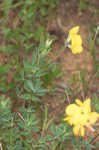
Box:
left=64, top=98, right=99, bottom=136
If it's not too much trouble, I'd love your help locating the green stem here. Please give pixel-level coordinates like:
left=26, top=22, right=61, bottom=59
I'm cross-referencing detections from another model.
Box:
left=9, top=128, right=13, bottom=148
left=41, top=105, right=48, bottom=138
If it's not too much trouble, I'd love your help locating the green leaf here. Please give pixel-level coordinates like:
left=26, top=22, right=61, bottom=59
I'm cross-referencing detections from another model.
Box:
left=92, top=94, right=99, bottom=112
left=3, top=0, right=13, bottom=23
left=25, top=80, right=34, bottom=91
left=79, top=0, right=87, bottom=10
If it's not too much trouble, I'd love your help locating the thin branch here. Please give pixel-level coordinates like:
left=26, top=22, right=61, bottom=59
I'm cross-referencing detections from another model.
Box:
left=0, top=143, right=3, bottom=150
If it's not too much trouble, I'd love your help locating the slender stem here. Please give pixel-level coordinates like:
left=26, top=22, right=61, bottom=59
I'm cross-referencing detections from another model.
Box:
left=93, top=27, right=99, bottom=43
left=0, top=143, right=3, bottom=150
left=78, top=71, right=85, bottom=100
left=86, top=123, right=95, bottom=132
left=41, top=105, right=48, bottom=138
left=65, top=90, right=70, bottom=104
left=90, top=133, right=99, bottom=145
left=13, top=1, right=24, bottom=8
left=10, top=128, right=13, bottom=149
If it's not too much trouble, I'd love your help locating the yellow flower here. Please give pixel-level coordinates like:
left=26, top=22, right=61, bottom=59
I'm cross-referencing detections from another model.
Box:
left=69, top=26, right=79, bottom=37
left=64, top=98, right=99, bottom=136
left=71, top=35, right=83, bottom=54
left=68, top=26, right=83, bottom=54
left=73, top=124, right=85, bottom=137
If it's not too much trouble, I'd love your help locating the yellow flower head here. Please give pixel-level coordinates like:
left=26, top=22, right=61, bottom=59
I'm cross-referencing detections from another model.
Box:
left=69, top=26, right=79, bottom=37
left=68, top=26, right=83, bottom=54
left=64, top=98, right=99, bottom=136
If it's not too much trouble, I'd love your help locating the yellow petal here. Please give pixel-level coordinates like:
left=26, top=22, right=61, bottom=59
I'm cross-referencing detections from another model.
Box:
left=73, top=125, right=85, bottom=136
left=64, top=116, right=73, bottom=125
left=72, top=113, right=88, bottom=126
left=75, top=99, right=83, bottom=106
left=69, top=26, right=79, bottom=37
left=65, top=104, right=81, bottom=116
left=71, top=35, right=82, bottom=46
left=79, top=114, right=89, bottom=126
left=71, top=35, right=83, bottom=54
left=88, top=112, right=99, bottom=124
left=73, top=125, right=80, bottom=136
left=83, top=98, right=91, bottom=106
left=72, top=114, right=82, bottom=125
left=80, top=126, right=85, bottom=136
left=71, top=46, right=83, bottom=54
left=83, top=98, right=91, bottom=113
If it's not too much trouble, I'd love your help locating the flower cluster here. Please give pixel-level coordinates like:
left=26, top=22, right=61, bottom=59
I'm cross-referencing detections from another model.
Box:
left=67, top=26, right=83, bottom=54
left=64, top=98, right=99, bottom=136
